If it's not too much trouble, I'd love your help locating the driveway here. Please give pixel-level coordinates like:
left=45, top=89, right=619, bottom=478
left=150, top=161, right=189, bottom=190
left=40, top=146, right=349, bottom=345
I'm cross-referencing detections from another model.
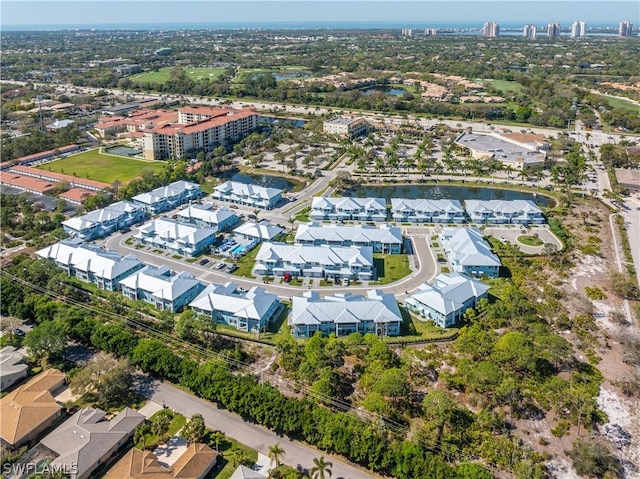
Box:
left=484, top=225, right=562, bottom=254
left=145, top=381, right=377, bottom=479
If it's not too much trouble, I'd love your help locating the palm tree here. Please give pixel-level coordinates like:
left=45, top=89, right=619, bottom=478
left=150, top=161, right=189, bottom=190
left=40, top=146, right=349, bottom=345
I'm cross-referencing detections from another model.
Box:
left=210, top=431, right=225, bottom=452
left=152, top=414, right=171, bottom=443
left=134, top=423, right=150, bottom=450
left=268, top=442, right=286, bottom=467
left=310, top=456, right=333, bottom=479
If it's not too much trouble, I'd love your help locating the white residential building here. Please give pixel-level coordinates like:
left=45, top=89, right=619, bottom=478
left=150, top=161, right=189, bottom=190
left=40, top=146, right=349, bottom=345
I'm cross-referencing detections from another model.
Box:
left=440, top=227, right=501, bottom=278
left=290, top=290, right=402, bottom=338
left=323, top=117, right=367, bottom=137
left=571, top=21, right=587, bottom=38
left=483, top=21, right=500, bottom=37
left=295, top=222, right=402, bottom=253
left=0, top=346, right=28, bottom=391
left=36, top=239, right=145, bottom=291
left=62, top=201, right=147, bottom=240
left=254, top=243, right=374, bottom=280
left=465, top=200, right=545, bottom=225
left=176, top=203, right=240, bottom=232
left=233, top=220, right=285, bottom=241
left=391, top=199, right=464, bottom=223
left=120, top=265, right=204, bottom=312
left=311, top=197, right=387, bottom=222
left=523, top=24, right=537, bottom=39
left=134, top=217, right=217, bottom=257
left=407, top=273, right=490, bottom=328
left=189, top=282, right=280, bottom=333
left=212, top=181, right=282, bottom=210
left=619, top=21, right=633, bottom=37
left=131, top=180, right=202, bottom=214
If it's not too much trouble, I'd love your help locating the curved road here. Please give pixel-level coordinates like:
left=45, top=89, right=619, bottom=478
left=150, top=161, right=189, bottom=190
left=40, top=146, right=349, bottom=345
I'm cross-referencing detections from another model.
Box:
left=148, top=381, right=377, bottom=479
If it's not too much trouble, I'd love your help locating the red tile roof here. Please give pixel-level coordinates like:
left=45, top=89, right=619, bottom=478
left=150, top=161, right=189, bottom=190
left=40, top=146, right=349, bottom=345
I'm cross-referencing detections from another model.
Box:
left=10, top=165, right=110, bottom=190
left=59, top=188, right=96, bottom=203
left=0, top=172, right=58, bottom=193
left=13, top=144, right=80, bottom=163
left=153, top=109, right=257, bottom=135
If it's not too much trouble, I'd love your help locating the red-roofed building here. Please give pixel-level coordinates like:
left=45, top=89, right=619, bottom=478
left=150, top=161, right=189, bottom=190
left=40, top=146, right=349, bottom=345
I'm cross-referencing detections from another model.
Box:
left=59, top=188, right=96, bottom=205
left=0, top=172, right=58, bottom=194
left=9, top=165, right=110, bottom=191
left=143, top=107, right=258, bottom=160
left=95, top=110, right=178, bottom=138
left=6, top=144, right=81, bottom=167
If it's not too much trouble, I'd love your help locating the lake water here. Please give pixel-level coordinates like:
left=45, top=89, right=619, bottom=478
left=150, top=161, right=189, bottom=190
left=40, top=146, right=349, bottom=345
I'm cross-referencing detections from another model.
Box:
left=362, top=86, right=408, bottom=96
left=349, top=184, right=552, bottom=206
left=259, top=116, right=307, bottom=128
left=225, top=171, right=296, bottom=192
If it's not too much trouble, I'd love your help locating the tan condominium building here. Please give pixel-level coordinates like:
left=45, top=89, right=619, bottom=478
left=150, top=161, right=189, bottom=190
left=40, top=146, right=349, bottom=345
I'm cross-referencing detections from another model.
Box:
left=143, top=107, right=258, bottom=160
left=323, top=116, right=367, bottom=137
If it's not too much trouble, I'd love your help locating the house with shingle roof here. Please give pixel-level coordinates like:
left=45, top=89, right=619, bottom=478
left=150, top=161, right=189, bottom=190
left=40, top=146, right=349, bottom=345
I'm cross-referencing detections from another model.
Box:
left=465, top=200, right=544, bottom=225
left=440, top=227, right=500, bottom=278
left=120, top=265, right=204, bottom=312
left=0, top=346, right=28, bottom=391
left=36, top=239, right=144, bottom=291
left=311, top=197, right=387, bottom=222
left=104, top=442, right=218, bottom=479
left=132, top=180, right=202, bottom=214
left=212, top=181, right=282, bottom=210
left=406, top=273, right=490, bottom=327
left=290, top=290, right=401, bottom=338
left=391, top=198, right=465, bottom=223
left=134, top=217, right=217, bottom=257
left=39, top=407, right=145, bottom=479
left=295, top=222, right=402, bottom=253
left=0, top=369, right=66, bottom=447
left=189, top=282, right=280, bottom=333
left=254, top=243, right=373, bottom=280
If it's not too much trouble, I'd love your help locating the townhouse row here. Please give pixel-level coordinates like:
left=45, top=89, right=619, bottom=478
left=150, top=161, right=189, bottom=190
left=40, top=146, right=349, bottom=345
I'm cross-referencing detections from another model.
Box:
left=311, top=197, right=546, bottom=225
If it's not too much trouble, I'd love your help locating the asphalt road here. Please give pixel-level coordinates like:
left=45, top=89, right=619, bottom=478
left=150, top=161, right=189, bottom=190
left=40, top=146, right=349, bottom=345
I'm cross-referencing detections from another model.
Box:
left=105, top=228, right=438, bottom=299
left=146, top=381, right=377, bottom=479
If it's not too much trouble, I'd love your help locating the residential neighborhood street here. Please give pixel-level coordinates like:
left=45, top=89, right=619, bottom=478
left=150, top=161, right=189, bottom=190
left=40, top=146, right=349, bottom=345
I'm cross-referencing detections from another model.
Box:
left=145, top=381, right=377, bottom=479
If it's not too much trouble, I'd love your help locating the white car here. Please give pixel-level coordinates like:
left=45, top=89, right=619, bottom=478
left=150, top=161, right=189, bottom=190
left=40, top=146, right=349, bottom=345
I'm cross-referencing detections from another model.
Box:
left=498, top=236, right=508, bottom=243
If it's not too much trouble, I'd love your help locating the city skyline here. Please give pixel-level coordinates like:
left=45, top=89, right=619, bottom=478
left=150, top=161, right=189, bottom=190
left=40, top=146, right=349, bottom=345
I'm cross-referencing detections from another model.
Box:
left=2, top=1, right=638, bottom=28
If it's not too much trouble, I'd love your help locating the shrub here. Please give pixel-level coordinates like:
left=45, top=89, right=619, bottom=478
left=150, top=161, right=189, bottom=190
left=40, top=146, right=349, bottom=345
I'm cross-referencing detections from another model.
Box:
left=584, top=287, right=607, bottom=300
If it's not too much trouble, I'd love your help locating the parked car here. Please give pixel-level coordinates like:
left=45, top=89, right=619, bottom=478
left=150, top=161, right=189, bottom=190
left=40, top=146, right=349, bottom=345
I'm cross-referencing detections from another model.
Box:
left=226, top=264, right=238, bottom=273
left=199, top=259, right=210, bottom=266
left=13, top=328, right=25, bottom=337
left=216, top=262, right=226, bottom=269
left=342, top=278, right=350, bottom=286
left=499, top=236, right=508, bottom=243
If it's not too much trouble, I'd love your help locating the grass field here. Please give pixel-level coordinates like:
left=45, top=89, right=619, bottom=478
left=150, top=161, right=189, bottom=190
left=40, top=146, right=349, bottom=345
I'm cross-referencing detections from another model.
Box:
left=596, top=94, right=640, bottom=113
left=129, top=67, right=226, bottom=84
left=37, top=148, right=167, bottom=184
left=485, top=79, right=524, bottom=94
left=371, top=253, right=412, bottom=285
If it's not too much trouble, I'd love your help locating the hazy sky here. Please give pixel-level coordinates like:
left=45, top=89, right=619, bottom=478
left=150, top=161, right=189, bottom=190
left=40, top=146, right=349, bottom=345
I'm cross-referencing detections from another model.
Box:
left=2, top=1, right=639, bottom=27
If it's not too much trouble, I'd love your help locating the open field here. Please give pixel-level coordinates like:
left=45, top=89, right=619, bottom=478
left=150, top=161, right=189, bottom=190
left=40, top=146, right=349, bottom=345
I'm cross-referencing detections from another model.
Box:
left=37, top=148, right=167, bottom=183
left=485, top=79, right=524, bottom=94
left=371, top=253, right=412, bottom=285
left=129, top=67, right=226, bottom=84
left=596, top=94, right=640, bottom=113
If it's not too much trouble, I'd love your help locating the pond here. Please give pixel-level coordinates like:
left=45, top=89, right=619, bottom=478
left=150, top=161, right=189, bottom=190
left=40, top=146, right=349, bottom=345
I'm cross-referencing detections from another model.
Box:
left=348, top=184, right=553, bottom=206
left=259, top=116, right=307, bottom=128
left=250, top=71, right=312, bottom=81
left=224, top=171, right=297, bottom=192
left=362, top=86, right=409, bottom=97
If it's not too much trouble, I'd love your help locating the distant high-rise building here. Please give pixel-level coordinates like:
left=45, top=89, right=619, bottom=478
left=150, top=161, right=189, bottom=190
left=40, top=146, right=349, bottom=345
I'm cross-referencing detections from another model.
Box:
left=483, top=22, right=500, bottom=37
left=401, top=28, right=413, bottom=36
left=547, top=22, right=561, bottom=38
left=619, top=21, right=633, bottom=37
left=571, top=21, right=587, bottom=38
left=523, top=24, right=537, bottom=39
left=424, top=28, right=438, bottom=36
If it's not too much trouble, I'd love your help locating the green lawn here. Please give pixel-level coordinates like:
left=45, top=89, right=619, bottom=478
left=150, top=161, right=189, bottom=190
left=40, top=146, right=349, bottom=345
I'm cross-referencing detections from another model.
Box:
left=129, top=67, right=226, bottom=84
left=371, top=254, right=411, bottom=285
left=517, top=235, right=543, bottom=246
left=37, top=148, right=167, bottom=184
left=215, top=303, right=291, bottom=344
left=485, top=79, right=524, bottom=94
left=207, top=430, right=259, bottom=479
left=596, top=94, right=640, bottom=113
left=136, top=410, right=187, bottom=450
left=231, top=245, right=260, bottom=278
left=293, top=206, right=311, bottom=223
left=391, top=307, right=458, bottom=342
